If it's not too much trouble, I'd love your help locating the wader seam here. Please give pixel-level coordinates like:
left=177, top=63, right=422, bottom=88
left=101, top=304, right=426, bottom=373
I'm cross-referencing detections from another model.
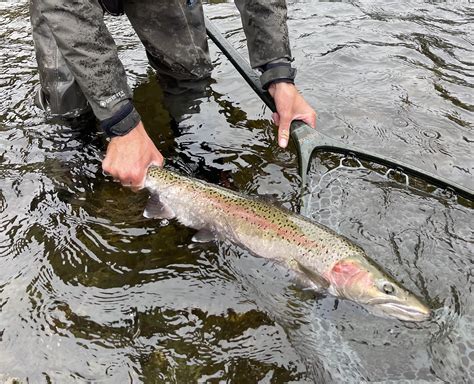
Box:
left=53, top=45, right=59, bottom=111
left=177, top=0, right=200, bottom=66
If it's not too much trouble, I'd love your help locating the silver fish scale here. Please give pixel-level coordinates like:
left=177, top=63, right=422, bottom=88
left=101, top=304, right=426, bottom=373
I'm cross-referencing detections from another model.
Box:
left=145, top=167, right=366, bottom=277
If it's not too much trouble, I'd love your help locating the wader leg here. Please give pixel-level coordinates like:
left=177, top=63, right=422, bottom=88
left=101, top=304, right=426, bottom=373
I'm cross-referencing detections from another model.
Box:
left=124, top=0, right=212, bottom=81
left=124, top=0, right=213, bottom=122
left=29, top=0, right=91, bottom=118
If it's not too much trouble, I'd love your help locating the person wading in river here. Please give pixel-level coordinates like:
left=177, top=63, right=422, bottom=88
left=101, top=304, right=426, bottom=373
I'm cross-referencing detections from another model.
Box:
left=30, top=0, right=317, bottom=187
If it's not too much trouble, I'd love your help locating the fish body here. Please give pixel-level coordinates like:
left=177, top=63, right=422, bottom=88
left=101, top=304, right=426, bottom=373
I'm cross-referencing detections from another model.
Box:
left=144, top=166, right=430, bottom=322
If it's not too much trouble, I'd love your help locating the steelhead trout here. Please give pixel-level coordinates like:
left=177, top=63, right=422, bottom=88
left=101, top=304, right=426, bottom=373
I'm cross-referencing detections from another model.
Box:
left=144, top=166, right=430, bottom=322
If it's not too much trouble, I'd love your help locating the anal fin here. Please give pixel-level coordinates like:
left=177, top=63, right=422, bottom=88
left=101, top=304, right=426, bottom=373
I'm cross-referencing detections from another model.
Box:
left=143, top=193, right=175, bottom=219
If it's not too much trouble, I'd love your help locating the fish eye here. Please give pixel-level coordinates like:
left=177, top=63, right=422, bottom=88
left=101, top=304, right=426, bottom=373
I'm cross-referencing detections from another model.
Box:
left=382, top=283, right=395, bottom=295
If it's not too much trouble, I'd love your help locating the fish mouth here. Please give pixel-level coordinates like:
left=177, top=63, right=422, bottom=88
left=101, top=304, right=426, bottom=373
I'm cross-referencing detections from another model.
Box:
left=372, top=300, right=431, bottom=322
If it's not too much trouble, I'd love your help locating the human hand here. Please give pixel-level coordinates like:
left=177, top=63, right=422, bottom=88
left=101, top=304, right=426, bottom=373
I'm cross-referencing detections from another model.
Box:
left=268, top=82, right=317, bottom=148
left=102, top=121, right=164, bottom=189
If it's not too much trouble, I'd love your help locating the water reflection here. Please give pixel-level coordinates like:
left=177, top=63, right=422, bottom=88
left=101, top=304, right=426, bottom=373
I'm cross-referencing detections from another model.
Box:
left=0, top=0, right=473, bottom=383
left=306, top=154, right=473, bottom=382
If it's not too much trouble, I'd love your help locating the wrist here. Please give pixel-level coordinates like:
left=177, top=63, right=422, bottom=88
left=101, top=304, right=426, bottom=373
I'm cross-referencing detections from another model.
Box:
left=109, top=121, right=144, bottom=142
left=259, top=62, right=296, bottom=91
left=268, top=81, right=296, bottom=97
left=100, top=102, right=141, bottom=138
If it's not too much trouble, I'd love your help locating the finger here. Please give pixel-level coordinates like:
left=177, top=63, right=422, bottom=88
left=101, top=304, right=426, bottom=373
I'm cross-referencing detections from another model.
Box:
left=129, top=169, right=146, bottom=189
left=272, top=112, right=280, bottom=126
left=121, top=176, right=143, bottom=189
left=145, top=156, right=164, bottom=175
left=102, top=158, right=111, bottom=175
left=278, top=114, right=292, bottom=148
left=102, top=164, right=120, bottom=183
left=115, top=168, right=141, bottom=189
left=149, top=161, right=162, bottom=169
left=133, top=174, right=146, bottom=190
left=302, top=110, right=317, bottom=129
left=151, top=152, right=165, bottom=167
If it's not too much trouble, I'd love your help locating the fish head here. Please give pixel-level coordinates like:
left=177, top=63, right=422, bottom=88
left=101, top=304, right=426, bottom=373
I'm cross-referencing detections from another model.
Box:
left=326, top=252, right=431, bottom=322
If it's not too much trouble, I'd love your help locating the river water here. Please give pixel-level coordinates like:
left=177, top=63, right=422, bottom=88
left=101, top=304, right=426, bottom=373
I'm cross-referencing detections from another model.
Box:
left=0, top=1, right=473, bottom=383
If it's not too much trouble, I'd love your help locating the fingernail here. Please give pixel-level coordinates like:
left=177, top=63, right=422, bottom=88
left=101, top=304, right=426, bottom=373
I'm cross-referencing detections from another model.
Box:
left=279, top=138, right=288, bottom=148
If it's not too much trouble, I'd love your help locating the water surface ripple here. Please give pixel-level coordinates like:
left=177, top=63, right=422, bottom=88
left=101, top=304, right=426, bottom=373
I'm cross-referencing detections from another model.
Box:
left=0, top=1, right=472, bottom=383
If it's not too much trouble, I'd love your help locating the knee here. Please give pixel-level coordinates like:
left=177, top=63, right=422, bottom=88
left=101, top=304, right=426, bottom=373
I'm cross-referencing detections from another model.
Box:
left=146, top=50, right=212, bottom=82
left=34, top=80, right=91, bottom=118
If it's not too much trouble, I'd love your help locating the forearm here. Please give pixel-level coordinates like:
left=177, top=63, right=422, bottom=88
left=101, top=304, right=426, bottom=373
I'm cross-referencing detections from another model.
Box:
left=35, top=0, right=140, bottom=136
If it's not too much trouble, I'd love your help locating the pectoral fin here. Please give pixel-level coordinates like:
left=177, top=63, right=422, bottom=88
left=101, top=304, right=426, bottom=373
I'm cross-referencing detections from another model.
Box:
left=143, top=194, right=175, bottom=219
left=192, top=228, right=215, bottom=243
left=295, top=260, right=330, bottom=290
